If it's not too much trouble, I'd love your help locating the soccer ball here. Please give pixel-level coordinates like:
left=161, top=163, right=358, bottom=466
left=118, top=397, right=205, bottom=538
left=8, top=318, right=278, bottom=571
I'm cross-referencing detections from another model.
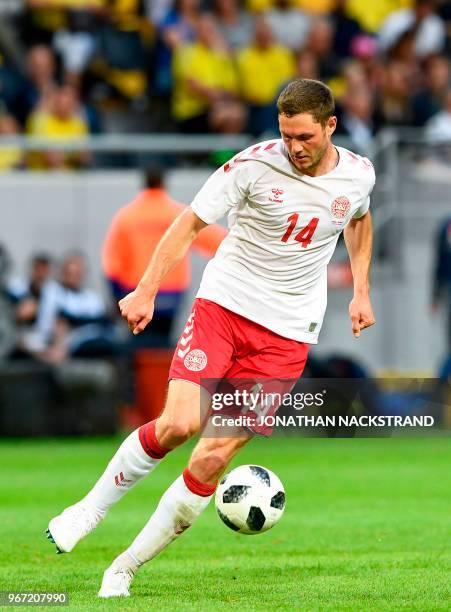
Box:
left=215, top=464, right=285, bottom=535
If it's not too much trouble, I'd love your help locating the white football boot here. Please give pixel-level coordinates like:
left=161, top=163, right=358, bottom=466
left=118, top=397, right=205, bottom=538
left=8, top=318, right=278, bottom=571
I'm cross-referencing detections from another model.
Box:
left=98, top=553, right=139, bottom=598
left=46, top=502, right=105, bottom=553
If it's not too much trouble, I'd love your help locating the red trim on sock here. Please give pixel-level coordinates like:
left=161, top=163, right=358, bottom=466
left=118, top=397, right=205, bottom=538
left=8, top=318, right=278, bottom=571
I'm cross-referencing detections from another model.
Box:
left=138, top=420, right=171, bottom=460
left=182, top=468, right=217, bottom=497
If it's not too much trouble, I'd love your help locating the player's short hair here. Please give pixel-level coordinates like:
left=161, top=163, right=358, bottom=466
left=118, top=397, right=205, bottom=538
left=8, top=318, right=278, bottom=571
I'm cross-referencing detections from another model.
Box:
left=277, top=79, right=335, bottom=125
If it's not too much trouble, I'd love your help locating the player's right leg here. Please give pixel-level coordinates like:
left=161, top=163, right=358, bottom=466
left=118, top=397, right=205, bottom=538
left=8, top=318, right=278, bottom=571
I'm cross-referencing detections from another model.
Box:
left=98, top=428, right=251, bottom=598
left=46, top=380, right=207, bottom=553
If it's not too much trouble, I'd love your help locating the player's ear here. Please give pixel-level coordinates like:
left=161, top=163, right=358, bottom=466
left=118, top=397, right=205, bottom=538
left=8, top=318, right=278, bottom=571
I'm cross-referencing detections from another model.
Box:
left=326, top=116, right=337, bottom=137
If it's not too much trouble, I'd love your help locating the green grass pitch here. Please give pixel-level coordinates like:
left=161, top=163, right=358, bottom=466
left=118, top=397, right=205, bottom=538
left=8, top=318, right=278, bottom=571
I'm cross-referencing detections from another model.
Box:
left=0, top=435, right=449, bottom=610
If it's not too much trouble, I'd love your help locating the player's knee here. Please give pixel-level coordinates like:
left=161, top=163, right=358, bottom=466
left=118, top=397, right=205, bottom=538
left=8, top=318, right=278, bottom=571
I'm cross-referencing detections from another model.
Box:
left=156, top=417, right=198, bottom=449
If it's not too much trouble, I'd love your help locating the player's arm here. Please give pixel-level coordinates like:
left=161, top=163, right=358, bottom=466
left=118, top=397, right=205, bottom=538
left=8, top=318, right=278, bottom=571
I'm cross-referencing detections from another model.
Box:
left=343, top=210, right=376, bottom=338
left=191, top=222, right=227, bottom=257
left=119, top=208, right=207, bottom=334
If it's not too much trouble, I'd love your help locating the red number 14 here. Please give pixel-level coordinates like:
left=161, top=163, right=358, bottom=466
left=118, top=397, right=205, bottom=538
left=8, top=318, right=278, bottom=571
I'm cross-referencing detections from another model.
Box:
left=281, top=214, right=319, bottom=247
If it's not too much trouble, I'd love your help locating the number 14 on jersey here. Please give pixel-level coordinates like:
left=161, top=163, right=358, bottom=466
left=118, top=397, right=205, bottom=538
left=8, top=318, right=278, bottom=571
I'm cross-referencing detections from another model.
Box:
left=281, top=214, right=319, bottom=248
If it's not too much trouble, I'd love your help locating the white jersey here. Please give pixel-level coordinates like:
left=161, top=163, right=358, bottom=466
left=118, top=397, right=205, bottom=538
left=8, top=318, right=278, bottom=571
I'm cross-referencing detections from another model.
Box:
left=190, top=139, right=375, bottom=344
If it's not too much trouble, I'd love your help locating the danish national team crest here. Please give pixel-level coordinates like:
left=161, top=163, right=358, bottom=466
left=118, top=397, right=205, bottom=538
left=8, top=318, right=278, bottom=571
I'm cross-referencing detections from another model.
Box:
left=331, top=196, right=351, bottom=219
left=184, top=349, right=208, bottom=372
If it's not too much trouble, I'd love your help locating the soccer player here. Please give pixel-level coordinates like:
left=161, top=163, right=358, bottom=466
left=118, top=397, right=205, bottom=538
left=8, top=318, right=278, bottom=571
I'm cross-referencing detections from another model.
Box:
left=46, top=79, right=376, bottom=597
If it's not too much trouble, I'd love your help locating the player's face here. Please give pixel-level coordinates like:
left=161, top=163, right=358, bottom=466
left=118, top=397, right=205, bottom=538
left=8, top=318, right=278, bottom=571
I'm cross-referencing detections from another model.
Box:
left=279, top=112, right=337, bottom=174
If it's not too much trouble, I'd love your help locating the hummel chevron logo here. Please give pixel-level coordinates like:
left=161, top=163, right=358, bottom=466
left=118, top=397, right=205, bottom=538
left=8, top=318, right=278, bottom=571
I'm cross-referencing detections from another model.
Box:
left=180, top=333, right=193, bottom=347
left=223, top=142, right=278, bottom=172
left=177, top=345, right=191, bottom=359
left=114, top=472, right=132, bottom=487
left=178, top=310, right=196, bottom=358
left=182, top=311, right=195, bottom=335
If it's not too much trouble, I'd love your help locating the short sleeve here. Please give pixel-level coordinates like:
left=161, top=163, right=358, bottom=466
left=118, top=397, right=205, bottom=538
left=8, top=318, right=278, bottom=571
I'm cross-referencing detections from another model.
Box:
left=353, top=159, right=375, bottom=219
left=353, top=196, right=370, bottom=219
left=190, top=161, right=252, bottom=224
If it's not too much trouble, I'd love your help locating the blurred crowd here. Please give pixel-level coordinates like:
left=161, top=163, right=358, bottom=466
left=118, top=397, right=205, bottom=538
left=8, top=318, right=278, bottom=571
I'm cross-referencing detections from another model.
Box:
left=2, top=250, right=120, bottom=363
left=1, top=0, right=451, bottom=169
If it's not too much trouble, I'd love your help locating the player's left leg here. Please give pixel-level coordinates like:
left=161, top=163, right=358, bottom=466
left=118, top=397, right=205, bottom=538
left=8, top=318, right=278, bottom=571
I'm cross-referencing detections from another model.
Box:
left=98, top=430, right=251, bottom=598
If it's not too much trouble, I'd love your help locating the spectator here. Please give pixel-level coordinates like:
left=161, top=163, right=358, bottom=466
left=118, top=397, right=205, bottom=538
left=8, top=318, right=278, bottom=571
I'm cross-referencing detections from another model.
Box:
left=297, top=0, right=336, bottom=14
left=6, top=253, right=53, bottom=359
left=438, top=0, right=451, bottom=53
left=376, top=59, right=415, bottom=125
left=431, top=216, right=451, bottom=350
left=330, top=0, right=363, bottom=59
left=0, top=48, right=30, bottom=126
left=145, top=0, right=173, bottom=26
left=22, top=0, right=67, bottom=46
left=346, top=0, right=413, bottom=34
left=343, top=60, right=372, bottom=92
left=96, top=0, right=153, bottom=103
left=237, top=15, right=295, bottom=135
left=102, top=165, right=227, bottom=345
left=0, top=244, right=11, bottom=291
left=378, top=0, right=446, bottom=59
left=22, top=252, right=116, bottom=363
left=213, top=0, right=253, bottom=50
left=53, top=0, right=105, bottom=88
left=26, top=84, right=90, bottom=169
left=303, top=16, right=338, bottom=81
left=154, top=0, right=200, bottom=97
left=295, top=49, right=320, bottom=81
left=336, top=87, right=376, bottom=154
left=172, top=14, right=239, bottom=132
left=412, top=55, right=450, bottom=126
left=386, top=25, right=418, bottom=68
left=208, top=99, right=248, bottom=135
left=0, top=114, right=23, bottom=171
left=348, top=36, right=380, bottom=87
left=425, top=88, right=451, bottom=144
left=3, top=0, right=451, bottom=139
left=264, top=0, right=311, bottom=52
left=6, top=253, right=53, bottom=327
left=245, top=0, right=273, bottom=12
left=327, top=59, right=374, bottom=101
left=23, top=44, right=57, bottom=119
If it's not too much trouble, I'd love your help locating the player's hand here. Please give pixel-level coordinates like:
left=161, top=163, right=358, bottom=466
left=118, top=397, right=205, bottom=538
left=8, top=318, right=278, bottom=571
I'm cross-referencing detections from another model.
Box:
left=349, top=295, right=375, bottom=338
left=119, top=289, right=155, bottom=335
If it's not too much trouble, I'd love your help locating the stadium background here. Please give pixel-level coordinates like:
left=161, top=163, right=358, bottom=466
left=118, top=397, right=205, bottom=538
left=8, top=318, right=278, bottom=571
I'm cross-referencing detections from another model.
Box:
left=0, top=1, right=450, bottom=609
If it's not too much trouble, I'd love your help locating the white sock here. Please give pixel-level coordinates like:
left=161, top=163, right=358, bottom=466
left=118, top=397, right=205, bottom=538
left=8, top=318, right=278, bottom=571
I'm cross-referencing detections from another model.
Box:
left=122, top=475, right=213, bottom=566
left=83, top=429, right=162, bottom=515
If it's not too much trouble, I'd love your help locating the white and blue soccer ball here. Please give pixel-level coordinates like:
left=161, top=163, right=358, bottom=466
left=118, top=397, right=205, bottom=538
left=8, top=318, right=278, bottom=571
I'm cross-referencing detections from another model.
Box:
left=215, top=464, right=285, bottom=535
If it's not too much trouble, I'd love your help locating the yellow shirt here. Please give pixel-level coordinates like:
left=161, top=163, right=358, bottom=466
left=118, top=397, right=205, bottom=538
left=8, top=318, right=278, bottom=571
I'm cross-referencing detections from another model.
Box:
left=26, top=111, right=88, bottom=169
left=27, top=111, right=88, bottom=139
left=346, top=0, right=412, bottom=33
left=237, top=44, right=295, bottom=105
left=172, top=43, right=238, bottom=121
left=0, top=148, right=22, bottom=171
left=246, top=0, right=413, bottom=28
left=34, top=0, right=105, bottom=7
left=295, top=0, right=337, bottom=13
left=246, top=0, right=335, bottom=12
left=246, top=0, right=274, bottom=10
